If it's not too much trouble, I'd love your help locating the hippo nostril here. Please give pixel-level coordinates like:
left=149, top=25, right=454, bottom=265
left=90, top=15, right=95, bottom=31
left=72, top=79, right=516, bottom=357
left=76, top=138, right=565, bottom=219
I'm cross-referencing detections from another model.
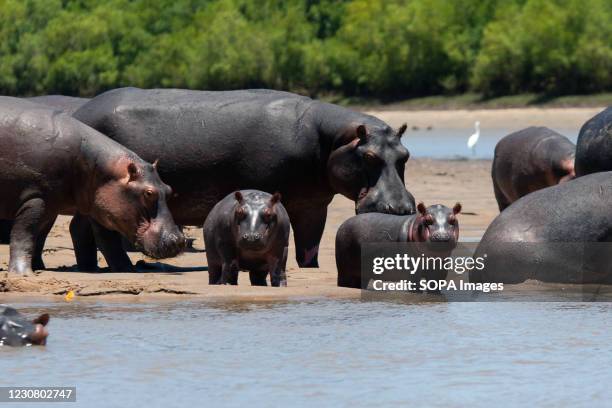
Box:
left=242, top=234, right=249, bottom=240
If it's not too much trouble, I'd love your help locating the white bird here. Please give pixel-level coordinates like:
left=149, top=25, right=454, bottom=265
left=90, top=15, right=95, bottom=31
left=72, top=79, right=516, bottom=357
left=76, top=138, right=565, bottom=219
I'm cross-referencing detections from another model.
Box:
left=467, top=121, right=480, bottom=156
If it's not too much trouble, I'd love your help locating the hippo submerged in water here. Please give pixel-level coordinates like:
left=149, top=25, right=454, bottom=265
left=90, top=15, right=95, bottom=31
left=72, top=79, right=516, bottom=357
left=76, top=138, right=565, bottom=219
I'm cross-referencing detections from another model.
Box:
left=0, top=307, right=49, bottom=346
left=472, top=171, right=612, bottom=284
left=204, top=190, right=290, bottom=286
left=0, top=97, right=185, bottom=274
left=575, top=107, right=612, bottom=177
left=492, top=127, right=575, bottom=211
left=72, top=87, right=415, bottom=270
left=336, top=202, right=462, bottom=289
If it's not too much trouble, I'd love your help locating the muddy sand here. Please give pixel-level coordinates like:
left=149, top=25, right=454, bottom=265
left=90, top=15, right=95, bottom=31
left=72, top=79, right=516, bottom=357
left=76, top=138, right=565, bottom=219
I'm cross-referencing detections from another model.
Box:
left=0, top=107, right=606, bottom=301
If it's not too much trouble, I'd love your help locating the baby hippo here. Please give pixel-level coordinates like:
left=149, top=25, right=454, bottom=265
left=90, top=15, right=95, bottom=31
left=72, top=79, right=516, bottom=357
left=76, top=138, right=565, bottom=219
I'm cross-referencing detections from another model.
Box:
left=336, top=202, right=461, bottom=289
left=204, top=190, right=290, bottom=286
left=0, top=307, right=49, bottom=346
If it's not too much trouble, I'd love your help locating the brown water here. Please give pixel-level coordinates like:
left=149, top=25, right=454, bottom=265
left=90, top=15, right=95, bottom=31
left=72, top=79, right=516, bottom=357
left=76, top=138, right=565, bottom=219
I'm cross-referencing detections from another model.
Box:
left=1, top=298, right=610, bottom=407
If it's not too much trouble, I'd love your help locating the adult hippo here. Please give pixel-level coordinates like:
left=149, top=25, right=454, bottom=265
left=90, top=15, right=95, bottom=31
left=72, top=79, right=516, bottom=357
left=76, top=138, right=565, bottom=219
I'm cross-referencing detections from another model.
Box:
left=73, top=87, right=415, bottom=268
left=492, top=127, right=575, bottom=211
left=471, top=171, right=612, bottom=284
left=0, top=96, right=92, bottom=244
left=0, top=97, right=185, bottom=274
left=26, top=95, right=90, bottom=115
left=574, top=107, right=612, bottom=176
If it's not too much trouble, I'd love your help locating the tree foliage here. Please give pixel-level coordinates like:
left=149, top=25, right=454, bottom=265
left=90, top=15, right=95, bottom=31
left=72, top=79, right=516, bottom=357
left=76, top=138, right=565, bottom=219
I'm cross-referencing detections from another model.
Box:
left=0, top=0, right=610, bottom=97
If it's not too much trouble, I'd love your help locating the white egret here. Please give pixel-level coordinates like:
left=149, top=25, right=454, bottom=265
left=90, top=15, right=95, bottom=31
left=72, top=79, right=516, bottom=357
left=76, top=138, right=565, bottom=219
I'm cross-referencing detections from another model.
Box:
left=467, top=121, right=480, bottom=156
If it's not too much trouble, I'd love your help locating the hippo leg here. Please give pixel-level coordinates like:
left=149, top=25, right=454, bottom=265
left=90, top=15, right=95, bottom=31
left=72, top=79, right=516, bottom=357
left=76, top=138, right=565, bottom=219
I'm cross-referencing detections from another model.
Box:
left=31, top=215, right=57, bottom=271
left=249, top=269, right=268, bottom=286
left=267, top=247, right=288, bottom=287
left=288, top=204, right=328, bottom=268
left=9, top=198, right=55, bottom=275
left=208, top=263, right=222, bottom=284
left=69, top=213, right=99, bottom=271
left=220, top=260, right=239, bottom=285
left=90, top=221, right=135, bottom=272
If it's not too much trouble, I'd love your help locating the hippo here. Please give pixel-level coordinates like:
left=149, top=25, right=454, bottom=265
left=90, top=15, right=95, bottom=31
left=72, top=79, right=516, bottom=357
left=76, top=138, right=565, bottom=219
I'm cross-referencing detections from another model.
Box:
left=471, top=171, right=612, bottom=284
left=26, top=95, right=90, bottom=115
left=336, top=202, right=462, bottom=289
left=72, top=87, right=415, bottom=269
left=492, top=127, right=575, bottom=211
left=0, top=306, right=49, bottom=346
left=575, top=107, right=612, bottom=177
left=0, top=97, right=185, bottom=274
left=204, top=190, right=290, bottom=286
left=0, top=96, right=92, bottom=244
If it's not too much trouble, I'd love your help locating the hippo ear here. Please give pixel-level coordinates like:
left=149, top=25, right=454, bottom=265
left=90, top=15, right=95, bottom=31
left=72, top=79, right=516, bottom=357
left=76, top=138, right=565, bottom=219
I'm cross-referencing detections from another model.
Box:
left=152, top=159, right=159, bottom=169
left=417, top=202, right=427, bottom=216
left=356, top=125, right=367, bottom=142
left=270, top=192, right=282, bottom=205
left=127, top=162, right=140, bottom=183
left=453, top=202, right=462, bottom=215
left=32, top=314, right=49, bottom=327
left=397, top=123, right=408, bottom=138
left=234, top=191, right=244, bottom=204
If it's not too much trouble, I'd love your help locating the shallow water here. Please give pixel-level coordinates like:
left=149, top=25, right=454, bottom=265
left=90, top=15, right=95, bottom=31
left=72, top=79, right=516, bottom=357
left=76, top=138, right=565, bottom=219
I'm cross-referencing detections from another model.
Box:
left=403, top=127, right=578, bottom=159
left=1, top=299, right=610, bottom=407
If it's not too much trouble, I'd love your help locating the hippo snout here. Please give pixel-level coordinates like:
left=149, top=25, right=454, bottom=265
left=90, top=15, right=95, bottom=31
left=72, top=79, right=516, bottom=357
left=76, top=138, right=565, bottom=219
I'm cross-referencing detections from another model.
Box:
left=239, top=232, right=266, bottom=250
left=356, top=187, right=415, bottom=215
left=140, top=228, right=186, bottom=259
left=430, top=231, right=452, bottom=242
left=28, top=324, right=49, bottom=346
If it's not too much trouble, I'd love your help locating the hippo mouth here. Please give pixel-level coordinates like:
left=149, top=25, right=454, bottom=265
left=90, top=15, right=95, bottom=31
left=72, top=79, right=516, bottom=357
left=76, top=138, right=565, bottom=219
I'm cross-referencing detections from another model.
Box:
left=134, top=218, right=185, bottom=259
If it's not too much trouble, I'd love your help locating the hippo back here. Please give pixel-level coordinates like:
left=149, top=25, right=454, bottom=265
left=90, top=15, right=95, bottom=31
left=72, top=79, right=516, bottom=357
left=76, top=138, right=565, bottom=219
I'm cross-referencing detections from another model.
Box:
left=575, top=107, right=612, bottom=176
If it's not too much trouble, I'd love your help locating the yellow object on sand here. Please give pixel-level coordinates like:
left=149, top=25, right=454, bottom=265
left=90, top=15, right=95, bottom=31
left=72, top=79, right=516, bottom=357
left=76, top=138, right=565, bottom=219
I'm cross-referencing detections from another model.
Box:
left=64, top=290, right=75, bottom=302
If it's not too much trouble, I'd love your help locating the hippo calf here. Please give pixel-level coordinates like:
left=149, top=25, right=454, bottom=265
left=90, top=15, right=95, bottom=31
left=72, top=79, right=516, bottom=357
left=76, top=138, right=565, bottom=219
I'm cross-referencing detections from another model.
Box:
left=575, top=107, right=612, bottom=176
left=204, top=190, right=290, bottom=286
left=472, top=171, right=612, bottom=284
left=336, top=202, right=462, bottom=289
left=492, top=127, right=575, bottom=211
left=0, top=97, right=185, bottom=274
left=0, top=307, right=49, bottom=346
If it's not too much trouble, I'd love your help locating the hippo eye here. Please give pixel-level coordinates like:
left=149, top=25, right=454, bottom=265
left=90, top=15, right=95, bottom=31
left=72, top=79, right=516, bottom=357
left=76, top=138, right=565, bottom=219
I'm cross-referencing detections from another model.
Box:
left=448, top=216, right=456, bottom=225
left=363, top=151, right=381, bottom=165
left=424, top=215, right=434, bottom=225
left=262, top=209, right=276, bottom=223
left=144, top=189, right=157, bottom=200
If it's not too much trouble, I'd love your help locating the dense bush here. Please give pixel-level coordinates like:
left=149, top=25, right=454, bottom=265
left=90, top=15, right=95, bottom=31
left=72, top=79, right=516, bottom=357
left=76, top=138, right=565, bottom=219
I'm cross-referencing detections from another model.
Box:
left=0, top=0, right=610, bottom=98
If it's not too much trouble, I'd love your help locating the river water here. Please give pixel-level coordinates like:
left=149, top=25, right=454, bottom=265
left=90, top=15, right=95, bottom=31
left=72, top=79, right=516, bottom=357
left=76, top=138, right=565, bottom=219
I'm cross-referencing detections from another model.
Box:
left=1, top=298, right=610, bottom=407
left=402, top=127, right=578, bottom=159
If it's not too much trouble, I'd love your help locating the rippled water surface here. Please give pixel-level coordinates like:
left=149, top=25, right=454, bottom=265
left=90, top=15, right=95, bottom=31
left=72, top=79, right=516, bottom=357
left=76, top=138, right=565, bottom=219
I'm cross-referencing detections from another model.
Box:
left=1, top=299, right=611, bottom=407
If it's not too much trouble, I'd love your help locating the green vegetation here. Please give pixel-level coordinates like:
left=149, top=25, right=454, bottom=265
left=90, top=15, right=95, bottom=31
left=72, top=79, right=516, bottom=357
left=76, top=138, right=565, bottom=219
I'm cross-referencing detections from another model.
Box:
left=1, top=0, right=611, bottom=100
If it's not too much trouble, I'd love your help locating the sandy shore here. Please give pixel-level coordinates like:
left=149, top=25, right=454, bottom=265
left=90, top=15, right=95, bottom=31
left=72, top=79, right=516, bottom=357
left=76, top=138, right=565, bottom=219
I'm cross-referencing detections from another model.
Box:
left=0, top=107, right=605, bottom=301
left=0, top=158, right=497, bottom=301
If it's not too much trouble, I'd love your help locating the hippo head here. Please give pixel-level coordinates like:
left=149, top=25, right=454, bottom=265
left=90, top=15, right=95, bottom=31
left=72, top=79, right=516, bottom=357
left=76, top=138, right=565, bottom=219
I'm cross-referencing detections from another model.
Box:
left=90, top=158, right=185, bottom=259
left=327, top=123, right=415, bottom=215
left=233, top=191, right=282, bottom=251
left=0, top=307, right=49, bottom=346
left=411, top=202, right=462, bottom=252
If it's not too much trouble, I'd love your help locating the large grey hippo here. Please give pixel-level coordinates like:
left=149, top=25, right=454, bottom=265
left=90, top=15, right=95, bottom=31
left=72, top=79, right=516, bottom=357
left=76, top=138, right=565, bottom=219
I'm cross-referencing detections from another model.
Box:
left=0, top=97, right=184, bottom=274
left=574, top=107, right=612, bottom=176
left=472, top=171, right=612, bottom=284
left=72, top=87, right=415, bottom=269
left=492, top=127, right=575, bottom=211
